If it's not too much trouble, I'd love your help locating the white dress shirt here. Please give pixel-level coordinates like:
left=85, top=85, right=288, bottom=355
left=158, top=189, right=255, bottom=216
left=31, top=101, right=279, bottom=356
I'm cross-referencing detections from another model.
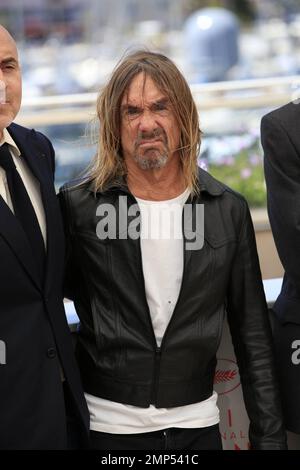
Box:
left=0, top=128, right=47, bottom=247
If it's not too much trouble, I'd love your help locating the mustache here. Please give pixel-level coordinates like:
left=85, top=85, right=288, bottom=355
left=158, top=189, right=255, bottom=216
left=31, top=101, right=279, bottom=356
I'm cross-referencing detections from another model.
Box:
left=135, top=128, right=167, bottom=148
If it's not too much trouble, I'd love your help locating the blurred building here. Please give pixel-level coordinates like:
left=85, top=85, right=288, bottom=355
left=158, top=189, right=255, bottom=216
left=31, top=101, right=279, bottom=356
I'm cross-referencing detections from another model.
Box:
left=252, top=0, right=300, bottom=20
left=0, top=0, right=85, bottom=41
left=0, top=0, right=185, bottom=43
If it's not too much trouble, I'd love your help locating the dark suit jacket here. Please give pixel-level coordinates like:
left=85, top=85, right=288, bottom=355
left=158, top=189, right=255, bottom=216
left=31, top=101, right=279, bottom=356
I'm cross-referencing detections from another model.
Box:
left=0, top=123, right=89, bottom=449
left=262, top=101, right=300, bottom=432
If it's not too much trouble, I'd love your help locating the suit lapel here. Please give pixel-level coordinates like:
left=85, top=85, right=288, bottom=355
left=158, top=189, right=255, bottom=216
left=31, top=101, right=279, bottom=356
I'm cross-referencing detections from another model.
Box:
left=0, top=194, right=42, bottom=290
left=6, top=125, right=64, bottom=294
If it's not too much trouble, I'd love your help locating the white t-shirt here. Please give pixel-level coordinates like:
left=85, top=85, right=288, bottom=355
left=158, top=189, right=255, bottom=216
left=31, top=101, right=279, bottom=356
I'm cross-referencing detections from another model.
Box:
left=137, top=187, right=189, bottom=347
left=86, top=187, right=219, bottom=433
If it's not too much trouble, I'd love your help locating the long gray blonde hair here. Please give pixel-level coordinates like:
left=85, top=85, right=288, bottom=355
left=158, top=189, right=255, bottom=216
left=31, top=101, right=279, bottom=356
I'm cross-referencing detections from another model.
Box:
left=88, top=50, right=202, bottom=194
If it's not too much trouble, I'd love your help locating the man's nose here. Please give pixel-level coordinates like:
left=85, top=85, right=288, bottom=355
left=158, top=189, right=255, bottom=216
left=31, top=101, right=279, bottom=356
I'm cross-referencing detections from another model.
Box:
left=138, top=109, right=156, bottom=131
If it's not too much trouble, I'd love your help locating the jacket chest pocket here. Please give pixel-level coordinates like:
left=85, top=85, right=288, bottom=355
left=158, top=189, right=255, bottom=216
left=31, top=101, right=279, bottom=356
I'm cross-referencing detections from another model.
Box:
left=188, top=235, right=237, bottom=286
left=205, top=235, right=238, bottom=283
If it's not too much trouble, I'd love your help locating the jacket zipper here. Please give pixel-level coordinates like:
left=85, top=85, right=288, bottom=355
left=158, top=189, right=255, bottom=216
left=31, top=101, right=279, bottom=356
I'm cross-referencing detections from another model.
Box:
left=157, top=203, right=189, bottom=354
left=130, top=191, right=190, bottom=405
left=151, top=346, right=161, bottom=404
left=149, top=240, right=187, bottom=404
left=150, top=197, right=195, bottom=403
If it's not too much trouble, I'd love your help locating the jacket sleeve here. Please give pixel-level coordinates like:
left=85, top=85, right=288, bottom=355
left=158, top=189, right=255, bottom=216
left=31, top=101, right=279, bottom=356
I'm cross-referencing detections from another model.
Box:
left=261, top=113, right=300, bottom=291
left=226, top=199, right=287, bottom=449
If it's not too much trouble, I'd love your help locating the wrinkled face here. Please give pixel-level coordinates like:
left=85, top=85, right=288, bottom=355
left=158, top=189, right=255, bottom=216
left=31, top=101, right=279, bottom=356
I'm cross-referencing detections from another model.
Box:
left=120, top=73, right=181, bottom=171
left=0, top=28, right=22, bottom=138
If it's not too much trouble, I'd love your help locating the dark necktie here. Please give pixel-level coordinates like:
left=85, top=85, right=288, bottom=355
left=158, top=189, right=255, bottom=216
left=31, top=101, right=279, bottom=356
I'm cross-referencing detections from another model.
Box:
left=0, top=143, right=45, bottom=282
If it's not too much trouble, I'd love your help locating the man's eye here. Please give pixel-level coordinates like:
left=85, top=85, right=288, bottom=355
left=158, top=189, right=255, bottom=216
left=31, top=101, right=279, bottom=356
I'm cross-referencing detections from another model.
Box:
left=126, top=107, right=140, bottom=116
left=2, top=64, right=15, bottom=71
left=153, top=103, right=167, bottom=112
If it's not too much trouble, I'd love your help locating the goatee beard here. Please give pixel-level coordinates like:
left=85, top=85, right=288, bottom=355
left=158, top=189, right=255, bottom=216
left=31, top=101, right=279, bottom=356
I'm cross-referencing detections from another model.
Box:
left=134, top=152, right=168, bottom=170
left=134, top=128, right=169, bottom=170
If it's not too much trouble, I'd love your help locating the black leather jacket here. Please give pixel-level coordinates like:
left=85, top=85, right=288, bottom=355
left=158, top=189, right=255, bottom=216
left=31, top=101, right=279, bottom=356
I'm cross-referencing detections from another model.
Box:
left=59, top=168, right=286, bottom=450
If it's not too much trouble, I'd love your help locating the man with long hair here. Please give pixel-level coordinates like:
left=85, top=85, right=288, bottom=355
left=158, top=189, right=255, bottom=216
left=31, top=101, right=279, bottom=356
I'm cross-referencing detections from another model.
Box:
left=59, top=50, right=286, bottom=450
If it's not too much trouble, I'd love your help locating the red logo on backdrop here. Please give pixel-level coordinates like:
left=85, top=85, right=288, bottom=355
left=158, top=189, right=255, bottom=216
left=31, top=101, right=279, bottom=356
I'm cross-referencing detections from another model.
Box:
left=220, top=409, right=251, bottom=450
left=214, top=358, right=240, bottom=395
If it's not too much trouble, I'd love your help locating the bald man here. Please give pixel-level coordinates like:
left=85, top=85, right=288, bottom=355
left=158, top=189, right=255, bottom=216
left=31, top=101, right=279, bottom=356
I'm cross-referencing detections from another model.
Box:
left=0, top=26, right=89, bottom=449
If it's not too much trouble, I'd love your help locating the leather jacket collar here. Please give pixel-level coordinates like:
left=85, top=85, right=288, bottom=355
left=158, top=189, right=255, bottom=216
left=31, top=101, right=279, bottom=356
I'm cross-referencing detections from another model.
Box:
left=86, top=167, right=225, bottom=198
